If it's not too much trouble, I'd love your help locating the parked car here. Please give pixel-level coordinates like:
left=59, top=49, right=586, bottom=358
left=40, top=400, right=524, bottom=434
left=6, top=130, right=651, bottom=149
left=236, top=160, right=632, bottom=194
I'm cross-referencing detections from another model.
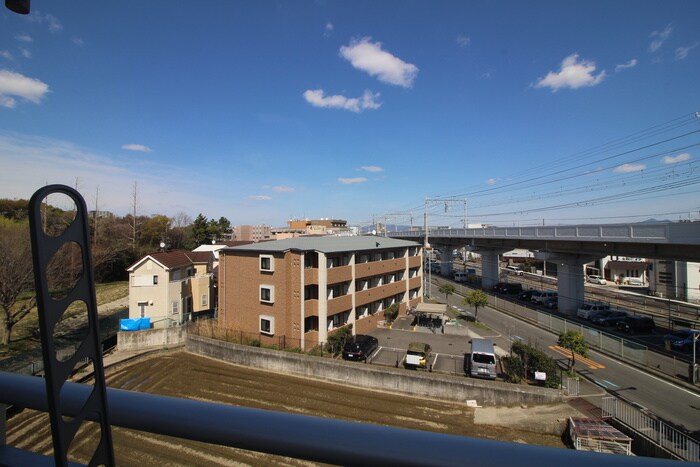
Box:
left=500, top=283, right=523, bottom=295
left=542, top=297, right=558, bottom=310
left=664, top=329, right=700, bottom=352
left=531, top=290, right=557, bottom=305
left=616, top=316, right=655, bottom=334
left=491, top=282, right=507, bottom=293
left=577, top=302, right=611, bottom=320
left=519, top=289, right=539, bottom=301
left=586, top=275, right=607, bottom=285
left=625, top=277, right=644, bottom=286
left=591, top=310, right=628, bottom=326
left=404, top=342, right=432, bottom=369
left=504, top=265, right=524, bottom=276
left=342, top=335, right=379, bottom=361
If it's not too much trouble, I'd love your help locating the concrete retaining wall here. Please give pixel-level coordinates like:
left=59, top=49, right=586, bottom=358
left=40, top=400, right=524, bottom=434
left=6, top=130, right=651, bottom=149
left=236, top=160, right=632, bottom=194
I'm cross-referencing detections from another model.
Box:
left=118, top=327, right=187, bottom=351
left=186, top=334, right=562, bottom=407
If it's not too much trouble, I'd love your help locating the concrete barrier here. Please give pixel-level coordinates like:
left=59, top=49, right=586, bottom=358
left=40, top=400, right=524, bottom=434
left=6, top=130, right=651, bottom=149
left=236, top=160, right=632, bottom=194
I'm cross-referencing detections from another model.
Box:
left=186, top=334, right=562, bottom=407
left=118, top=327, right=187, bottom=351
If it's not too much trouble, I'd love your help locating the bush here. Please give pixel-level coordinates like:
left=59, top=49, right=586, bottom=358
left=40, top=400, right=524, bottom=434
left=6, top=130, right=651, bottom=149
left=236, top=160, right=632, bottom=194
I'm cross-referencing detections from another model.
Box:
left=383, top=303, right=400, bottom=324
left=511, top=341, right=560, bottom=388
left=501, top=355, right=523, bottom=383
left=326, top=324, right=353, bottom=356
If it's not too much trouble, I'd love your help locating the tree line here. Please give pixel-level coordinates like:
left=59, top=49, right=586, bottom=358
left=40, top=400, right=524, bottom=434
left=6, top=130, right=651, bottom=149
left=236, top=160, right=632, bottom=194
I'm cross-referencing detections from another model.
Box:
left=0, top=197, right=231, bottom=344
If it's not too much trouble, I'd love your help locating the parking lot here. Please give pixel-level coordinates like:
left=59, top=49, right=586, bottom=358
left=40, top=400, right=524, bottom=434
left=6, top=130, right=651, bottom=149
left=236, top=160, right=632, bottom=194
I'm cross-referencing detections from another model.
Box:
left=362, top=316, right=506, bottom=377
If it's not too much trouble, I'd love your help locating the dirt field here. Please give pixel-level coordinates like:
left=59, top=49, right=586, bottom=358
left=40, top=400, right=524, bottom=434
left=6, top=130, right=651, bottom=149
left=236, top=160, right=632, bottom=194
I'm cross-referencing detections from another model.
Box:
left=7, top=351, right=571, bottom=466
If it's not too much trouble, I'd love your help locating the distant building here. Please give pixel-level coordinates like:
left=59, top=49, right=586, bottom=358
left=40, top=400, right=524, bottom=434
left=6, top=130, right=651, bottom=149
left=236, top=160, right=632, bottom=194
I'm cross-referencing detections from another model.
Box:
left=88, top=210, right=113, bottom=218
left=127, top=250, right=215, bottom=328
left=649, top=260, right=700, bottom=303
left=288, top=218, right=347, bottom=230
left=218, top=236, right=423, bottom=350
left=233, top=224, right=272, bottom=242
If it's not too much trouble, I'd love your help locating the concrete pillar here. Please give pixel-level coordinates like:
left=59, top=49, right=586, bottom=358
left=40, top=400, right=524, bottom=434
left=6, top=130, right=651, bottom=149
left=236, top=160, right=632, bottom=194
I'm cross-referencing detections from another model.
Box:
left=536, top=252, right=596, bottom=316
left=479, top=249, right=504, bottom=290
left=436, top=244, right=453, bottom=278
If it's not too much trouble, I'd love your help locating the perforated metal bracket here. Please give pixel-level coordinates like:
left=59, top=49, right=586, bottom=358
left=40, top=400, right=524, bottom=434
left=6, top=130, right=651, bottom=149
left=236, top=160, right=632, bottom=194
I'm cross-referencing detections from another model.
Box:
left=28, top=185, right=115, bottom=467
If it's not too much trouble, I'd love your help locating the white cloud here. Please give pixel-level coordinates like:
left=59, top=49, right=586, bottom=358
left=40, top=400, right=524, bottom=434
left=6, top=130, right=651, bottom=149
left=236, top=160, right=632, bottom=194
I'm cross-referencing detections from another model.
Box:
left=534, top=54, right=606, bottom=91
left=28, top=12, right=63, bottom=33
left=271, top=185, right=295, bottom=193
left=15, top=34, right=32, bottom=43
left=303, top=89, right=380, bottom=112
left=662, top=153, right=691, bottom=164
left=0, top=69, right=49, bottom=108
left=649, top=24, right=672, bottom=53
left=324, top=22, right=334, bottom=36
left=19, top=47, right=31, bottom=59
left=122, top=144, right=152, bottom=153
left=486, top=178, right=497, bottom=185
left=249, top=195, right=272, bottom=201
left=72, top=38, right=85, bottom=47
left=614, top=163, right=646, bottom=173
left=675, top=42, right=699, bottom=60
left=615, top=58, right=637, bottom=72
left=339, top=37, right=418, bottom=88
left=0, top=51, right=14, bottom=61
left=359, top=165, right=383, bottom=173
left=338, top=177, right=367, bottom=185
left=456, top=35, right=471, bottom=48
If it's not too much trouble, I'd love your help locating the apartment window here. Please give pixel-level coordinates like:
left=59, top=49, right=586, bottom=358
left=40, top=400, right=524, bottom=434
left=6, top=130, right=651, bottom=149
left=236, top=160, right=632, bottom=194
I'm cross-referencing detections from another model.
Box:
left=153, top=275, right=159, bottom=285
left=260, top=315, right=274, bottom=335
left=327, top=256, right=341, bottom=268
left=260, top=254, right=274, bottom=272
left=260, top=285, right=275, bottom=303
left=355, top=306, right=369, bottom=320
left=201, top=294, right=208, bottom=307
left=172, top=301, right=179, bottom=314
left=304, top=316, right=319, bottom=333
left=137, top=301, right=148, bottom=318
left=304, top=285, right=318, bottom=300
left=304, top=252, right=318, bottom=269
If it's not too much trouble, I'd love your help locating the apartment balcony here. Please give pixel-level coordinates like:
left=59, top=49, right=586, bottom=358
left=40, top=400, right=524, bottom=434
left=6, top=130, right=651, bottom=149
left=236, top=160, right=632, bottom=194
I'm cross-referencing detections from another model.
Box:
left=327, top=294, right=352, bottom=315
left=354, top=281, right=406, bottom=307
left=304, top=299, right=318, bottom=318
left=303, top=267, right=319, bottom=285
left=409, top=276, right=422, bottom=290
left=408, top=255, right=422, bottom=268
left=355, top=258, right=406, bottom=279
left=327, top=264, right=352, bottom=284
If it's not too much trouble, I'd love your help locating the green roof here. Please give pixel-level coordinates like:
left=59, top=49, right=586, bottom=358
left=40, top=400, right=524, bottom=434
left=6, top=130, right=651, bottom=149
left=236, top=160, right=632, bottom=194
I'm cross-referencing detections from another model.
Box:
left=224, top=236, right=420, bottom=254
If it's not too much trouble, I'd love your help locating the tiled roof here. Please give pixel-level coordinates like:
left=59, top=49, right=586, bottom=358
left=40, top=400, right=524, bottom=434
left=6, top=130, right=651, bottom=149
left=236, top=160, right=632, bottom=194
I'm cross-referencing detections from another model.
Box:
left=127, top=250, right=214, bottom=271
left=224, top=236, right=420, bottom=254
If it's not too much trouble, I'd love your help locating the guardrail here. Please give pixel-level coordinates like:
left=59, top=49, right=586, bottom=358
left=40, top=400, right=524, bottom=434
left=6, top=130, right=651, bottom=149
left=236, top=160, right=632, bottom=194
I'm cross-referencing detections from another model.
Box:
left=602, top=396, right=699, bottom=462
left=0, top=371, right=680, bottom=466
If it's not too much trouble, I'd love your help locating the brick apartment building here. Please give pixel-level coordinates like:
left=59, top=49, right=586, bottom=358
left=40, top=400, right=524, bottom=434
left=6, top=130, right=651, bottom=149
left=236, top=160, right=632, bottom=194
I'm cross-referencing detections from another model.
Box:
left=218, top=236, right=423, bottom=349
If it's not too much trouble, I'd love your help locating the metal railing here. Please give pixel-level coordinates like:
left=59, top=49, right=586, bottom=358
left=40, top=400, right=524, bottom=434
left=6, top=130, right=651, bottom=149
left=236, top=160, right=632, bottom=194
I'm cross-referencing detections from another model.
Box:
left=602, top=396, right=699, bottom=462
left=0, top=371, right=680, bottom=466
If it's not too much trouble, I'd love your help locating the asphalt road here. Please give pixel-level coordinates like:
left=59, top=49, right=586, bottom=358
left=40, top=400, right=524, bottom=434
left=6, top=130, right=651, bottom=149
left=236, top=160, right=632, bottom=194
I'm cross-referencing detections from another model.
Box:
left=432, top=286, right=700, bottom=435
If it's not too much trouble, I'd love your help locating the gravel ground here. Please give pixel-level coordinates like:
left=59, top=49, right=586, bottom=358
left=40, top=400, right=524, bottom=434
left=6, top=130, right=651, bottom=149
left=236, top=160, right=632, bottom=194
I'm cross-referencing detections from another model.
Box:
left=6, top=350, right=576, bottom=466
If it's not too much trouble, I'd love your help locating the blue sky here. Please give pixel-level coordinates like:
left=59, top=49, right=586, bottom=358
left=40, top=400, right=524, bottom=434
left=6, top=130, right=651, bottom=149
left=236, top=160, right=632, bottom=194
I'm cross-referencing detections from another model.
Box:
left=1, top=1, right=699, bottom=228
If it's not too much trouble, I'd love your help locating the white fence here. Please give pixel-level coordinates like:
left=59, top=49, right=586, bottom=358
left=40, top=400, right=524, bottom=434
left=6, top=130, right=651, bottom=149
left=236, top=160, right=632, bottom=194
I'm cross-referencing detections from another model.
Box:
left=602, top=396, right=699, bottom=462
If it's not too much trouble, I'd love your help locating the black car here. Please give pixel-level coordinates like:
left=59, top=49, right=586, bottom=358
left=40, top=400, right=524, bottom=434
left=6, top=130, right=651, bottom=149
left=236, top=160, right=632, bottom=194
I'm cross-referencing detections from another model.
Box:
left=500, top=283, right=523, bottom=295
left=518, top=289, right=538, bottom=301
left=592, top=310, right=628, bottom=326
left=616, top=316, right=655, bottom=334
left=342, top=335, right=379, bottom=361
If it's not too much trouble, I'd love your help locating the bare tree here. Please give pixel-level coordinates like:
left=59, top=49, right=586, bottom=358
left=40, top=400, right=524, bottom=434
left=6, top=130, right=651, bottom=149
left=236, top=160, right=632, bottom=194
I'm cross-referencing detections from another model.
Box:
left=0, top=222, right=35, bottom=345
left=172, top=211, right=192, bottom=229
left=127, top=181, right=140, bottom=251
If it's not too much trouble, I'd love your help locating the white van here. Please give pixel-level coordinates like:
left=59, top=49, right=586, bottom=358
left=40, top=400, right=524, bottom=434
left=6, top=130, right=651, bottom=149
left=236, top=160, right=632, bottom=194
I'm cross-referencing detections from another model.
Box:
left=531, top=290, right=557, bottom=305
left=505, top=265, right=524, bottom=276
left=467, top=338, right=497, bottom=379
left=576, top=302, right=611, bottom=320
left=453, top=271, right=468, bottom=282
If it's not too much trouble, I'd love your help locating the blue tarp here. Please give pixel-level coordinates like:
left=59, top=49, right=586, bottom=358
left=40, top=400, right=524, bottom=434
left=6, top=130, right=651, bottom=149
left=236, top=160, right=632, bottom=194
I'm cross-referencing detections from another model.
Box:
left=120, top=317, right=151, bottom=331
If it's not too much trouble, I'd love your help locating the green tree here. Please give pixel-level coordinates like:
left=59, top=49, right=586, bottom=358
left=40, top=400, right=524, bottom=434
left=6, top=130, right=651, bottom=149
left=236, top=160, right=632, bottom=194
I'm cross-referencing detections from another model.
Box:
left=558, top=330, right=588, bottom=371
left=140, top=215, right=171, bottom=251
left=438, top=283, right=455, bottom=304
left=462, top=289, right=488, bottom=322
left=383, top=303, right=400, bottom=324
left=191, top=213, right=210, bottom=246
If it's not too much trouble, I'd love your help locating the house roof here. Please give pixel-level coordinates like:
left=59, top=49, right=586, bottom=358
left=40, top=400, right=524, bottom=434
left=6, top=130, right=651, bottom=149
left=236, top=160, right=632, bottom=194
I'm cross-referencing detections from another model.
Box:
left=223, top=236, right=420, bottom=254
left=126, top=250, right=214, bottom=272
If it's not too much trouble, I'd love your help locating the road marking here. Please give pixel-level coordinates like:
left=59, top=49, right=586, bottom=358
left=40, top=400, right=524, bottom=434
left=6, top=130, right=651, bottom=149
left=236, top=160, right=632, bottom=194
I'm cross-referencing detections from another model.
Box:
left=548, top=345, right=605, bottom=370
left=594, top=380, right=608, bottom=388
left=602, top=379, right=619, bottom=388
